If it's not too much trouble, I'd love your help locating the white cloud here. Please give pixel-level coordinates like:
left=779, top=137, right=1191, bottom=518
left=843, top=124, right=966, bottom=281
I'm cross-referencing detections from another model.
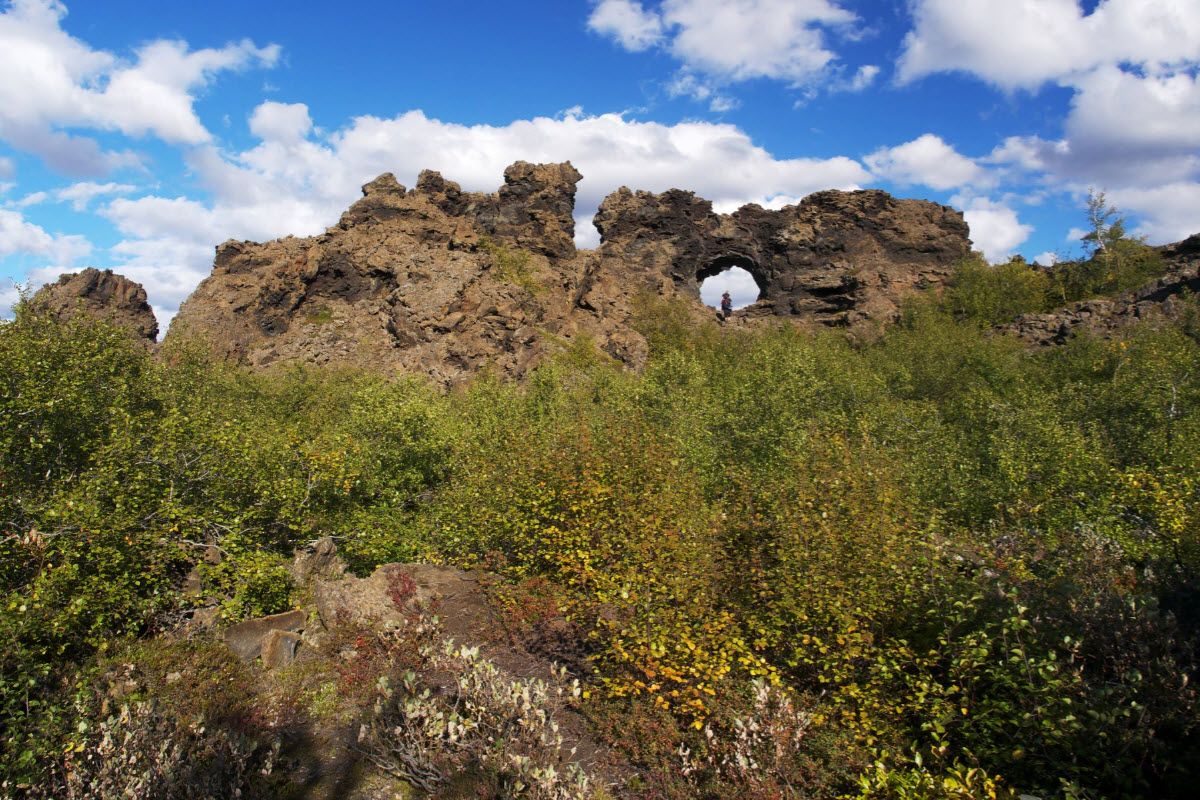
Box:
left=55, top=181, right=136, bottom=211
left=13, top=190, right=47, bottom=207
left=901, top=2, right=1200, bottom=246
left=0, top=0, right=278, bottom=174
left=95, top=38, right=280, bottom=144
left=1054, top=67, right=1200, bottom=187
left=952, top=194, right=1033, bottom=262
left=898, top=0, right=1200, bottom=90
left=590, top=0, right=864, bottom=92
left=296, top=107, right=871, bottom=246
left=587, top=0, right=664, bottom=51
left=0, top=206, right=91, bottom=262
left=864, top=134, right=986, bottom=191
left=707, top=94, right=739, bottom=113
left=249, top=101, right=313, bottom=144
left=848, top=64, right=880, bottom=91
left=661, top=0, right=857, bottom=84
left=0, top=155, right=13, bottom=179
left=1109, top=182, right=1200, bottom=243
left=1033, top=251, right=1058, bottom=266
left=666, top=72, right=737, bottom=112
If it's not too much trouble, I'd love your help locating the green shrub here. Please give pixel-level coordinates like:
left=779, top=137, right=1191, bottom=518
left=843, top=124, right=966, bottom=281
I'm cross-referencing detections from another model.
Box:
left=945, top=255, right=1052, bottom=325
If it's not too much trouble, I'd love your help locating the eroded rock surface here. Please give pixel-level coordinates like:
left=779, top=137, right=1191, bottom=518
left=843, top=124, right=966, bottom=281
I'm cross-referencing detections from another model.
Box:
left=168, top=162, right=973, bottom=383
left=590, top=186, right=971, bottom=324
left=313, top=563, right=493, bottom=639
left=32, top=267, right=158, bottom=342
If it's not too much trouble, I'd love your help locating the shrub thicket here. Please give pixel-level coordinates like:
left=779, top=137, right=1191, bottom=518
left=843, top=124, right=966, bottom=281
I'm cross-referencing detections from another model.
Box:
left=2, top=283, right=1199, bottom=798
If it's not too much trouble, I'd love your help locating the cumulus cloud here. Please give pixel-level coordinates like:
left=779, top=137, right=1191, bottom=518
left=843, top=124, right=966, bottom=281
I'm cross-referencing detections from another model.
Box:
left=589, top=0, right=864, bottom=94
left=864, top=134, right=986, bottom=191
left=97, top=104, right=869, bottom=320
left=900, top=1, right=1200, bottom=245
left=0, top=0, right=278, bottom=174
left=952, top=194, right=1033, bottom=262
left=0, top=206, right=91, bottom=263
left=249, top=101, right=314, bottom=144
left=898, top=0, right=1200, bottom=90
left=587, top=0, right=664, bottom=51
left=1109, top=182, right=1200, bottom=243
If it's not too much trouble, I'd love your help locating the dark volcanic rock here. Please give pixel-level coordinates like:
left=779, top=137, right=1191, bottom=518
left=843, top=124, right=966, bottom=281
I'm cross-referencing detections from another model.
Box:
left=479, top=161, right=583, bottom=259
left=168, top=162, right=974, bottom=382
left=591, top=186, right=971, bottom=325
left=32, top=268, right=158, bottom=342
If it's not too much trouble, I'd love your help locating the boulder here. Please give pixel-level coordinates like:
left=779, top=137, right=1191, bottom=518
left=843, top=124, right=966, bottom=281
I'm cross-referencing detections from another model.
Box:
left=313, top=563, right=493, bottom=641
left=261, top=629, right=302, bottom=669
left=290, top=536, right=346, bottom=583
left=221, top=609, right=306, bottom=662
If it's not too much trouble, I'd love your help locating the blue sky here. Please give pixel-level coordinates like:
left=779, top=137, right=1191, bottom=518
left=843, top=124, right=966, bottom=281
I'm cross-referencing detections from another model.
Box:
left=2, top=0, right=1198, bottom=324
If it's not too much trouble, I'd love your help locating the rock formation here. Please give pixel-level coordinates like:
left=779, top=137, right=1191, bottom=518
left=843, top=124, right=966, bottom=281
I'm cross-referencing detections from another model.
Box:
left=590, top=185, right=970, bottom=323
left=1003, top=234, right=1200, bottom=345
left=31, top=267, right=158, bottom=342
left=167, top=161, right=973, bottom=383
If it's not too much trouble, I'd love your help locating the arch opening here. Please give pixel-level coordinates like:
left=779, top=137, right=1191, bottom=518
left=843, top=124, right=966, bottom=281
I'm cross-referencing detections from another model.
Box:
left=698, top=256, right=764, bottom=312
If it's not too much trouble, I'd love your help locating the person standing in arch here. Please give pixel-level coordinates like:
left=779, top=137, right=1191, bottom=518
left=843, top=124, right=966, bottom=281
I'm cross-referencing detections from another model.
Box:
left=720, top=290, right=733, bottom=320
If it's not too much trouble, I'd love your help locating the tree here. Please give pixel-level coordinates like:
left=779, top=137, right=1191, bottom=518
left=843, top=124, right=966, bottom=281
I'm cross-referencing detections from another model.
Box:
left=1081, top=188, right=1131, bottom=268
left=1049, top=189, right=1164, bottom=303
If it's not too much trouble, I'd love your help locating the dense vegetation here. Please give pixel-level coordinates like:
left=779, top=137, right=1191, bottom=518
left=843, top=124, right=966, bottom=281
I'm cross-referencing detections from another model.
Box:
left=943, top=192, right=1169, bottom=328
left=2, top=240, right=1198, bottom=798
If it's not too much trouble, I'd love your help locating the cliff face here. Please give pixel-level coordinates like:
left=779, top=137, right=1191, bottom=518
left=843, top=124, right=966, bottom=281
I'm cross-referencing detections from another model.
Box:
left=31, top=267, right=159, bottom=342
left=167, top=161, right=974, bottom=383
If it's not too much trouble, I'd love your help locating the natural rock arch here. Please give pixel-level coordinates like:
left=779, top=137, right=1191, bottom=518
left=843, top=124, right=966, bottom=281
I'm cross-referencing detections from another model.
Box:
left=166, top=161, right=974, bottom=383
left=695, top=255, right=766, bottom=309
left=592, top=186, right=971, bottom=325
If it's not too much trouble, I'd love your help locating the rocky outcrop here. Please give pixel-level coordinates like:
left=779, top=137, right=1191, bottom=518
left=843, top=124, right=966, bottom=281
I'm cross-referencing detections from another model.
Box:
left=1004, top=234, right=1200, bottom=345
left=590, top=186, right=971, bottom=324
left=168, top=162, right=974, bottom=382
left=170, top=161, right=609, bottom=385
left=32, top=267, right=158, bottom=342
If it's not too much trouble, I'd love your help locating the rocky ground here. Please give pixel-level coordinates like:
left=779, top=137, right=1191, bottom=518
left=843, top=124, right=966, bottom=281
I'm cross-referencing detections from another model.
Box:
left=189, top=539, right=626, bottom=799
